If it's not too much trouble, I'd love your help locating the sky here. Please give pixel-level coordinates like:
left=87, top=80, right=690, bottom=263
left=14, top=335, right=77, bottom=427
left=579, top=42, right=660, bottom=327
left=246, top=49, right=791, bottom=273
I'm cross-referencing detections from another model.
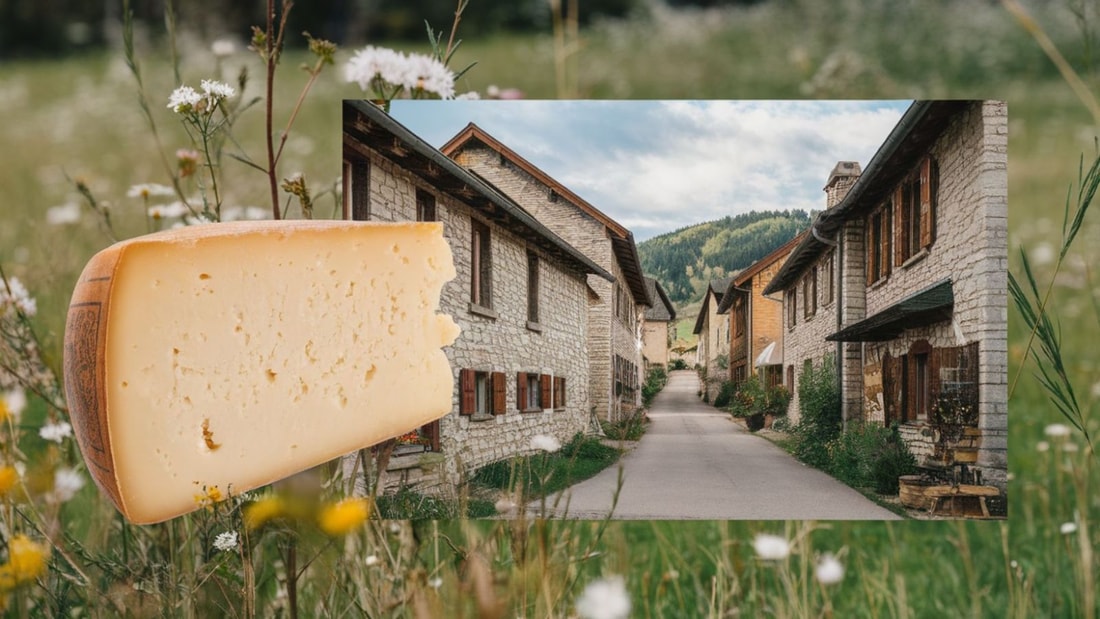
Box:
left=389, top=100, right=912, bottom=242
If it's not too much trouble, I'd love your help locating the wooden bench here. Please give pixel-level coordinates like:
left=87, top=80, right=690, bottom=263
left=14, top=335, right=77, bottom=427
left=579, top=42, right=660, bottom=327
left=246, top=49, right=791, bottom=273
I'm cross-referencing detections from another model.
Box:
left=926, top=485, right=1000, bottom=518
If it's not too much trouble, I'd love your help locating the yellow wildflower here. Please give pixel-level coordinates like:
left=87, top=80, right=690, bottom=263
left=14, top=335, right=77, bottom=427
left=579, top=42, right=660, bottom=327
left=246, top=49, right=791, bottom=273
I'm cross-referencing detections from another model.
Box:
left=317, top=498, right=370, bottom=536
left=0, top=535, right=50, bottom=589
left=243, top=495, right=285, bottom=531
left=0, top=467, right=18, bottom=498
left=193, top=485, right=224, bottom=510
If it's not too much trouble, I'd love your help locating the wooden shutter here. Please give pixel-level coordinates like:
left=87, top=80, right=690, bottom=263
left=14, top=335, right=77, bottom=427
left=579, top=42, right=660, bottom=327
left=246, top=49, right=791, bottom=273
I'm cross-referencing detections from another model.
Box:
left=865, top=215, right=874, bottom=286
left=517, top=372, right=528, bottom=411
left=459, top=369, right=475, bottom=415
left=893, top=188, right=905, bottom=266
left=881, top=206, right=892, bottom=278
left=882, top=353, right=898, bottom=426
left=491, top=371, right=506, bottom=415
left=540, top=374, right=552, bottom=409
left=902, top=355, right=914, bottom=422
left=555, top=377, right=566, bottom=408
left=422, top=420, right=440, bottom=452
left=351, top=160, right=370, bottom=221
left=920, top=157, right=935, bottom=250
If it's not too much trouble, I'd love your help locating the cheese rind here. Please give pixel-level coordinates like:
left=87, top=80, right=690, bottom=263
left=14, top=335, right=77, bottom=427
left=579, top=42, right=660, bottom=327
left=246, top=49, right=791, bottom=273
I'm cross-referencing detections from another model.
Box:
left=64, top=221, right=459, bottom=524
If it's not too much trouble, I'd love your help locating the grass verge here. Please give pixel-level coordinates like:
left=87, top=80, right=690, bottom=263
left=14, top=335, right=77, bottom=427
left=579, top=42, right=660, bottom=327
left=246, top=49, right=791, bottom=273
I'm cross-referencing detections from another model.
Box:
left=470, top=433, right=620, bottom=501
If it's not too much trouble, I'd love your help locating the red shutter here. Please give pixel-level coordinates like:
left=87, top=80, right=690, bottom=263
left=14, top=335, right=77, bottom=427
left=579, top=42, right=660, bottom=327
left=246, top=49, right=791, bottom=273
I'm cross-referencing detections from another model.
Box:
left=540, top=374, right=552, bottom=409
left=516, top=372, right=528, bottom=411
left=920, top=157, right=935, bottom=249
left=459, top=369, right=475, bottom=415
left=423, top=420, right=440, bottom=452
left=491, top=372, right=506, bottom=415
left=882, top=353, right=897, bottom=426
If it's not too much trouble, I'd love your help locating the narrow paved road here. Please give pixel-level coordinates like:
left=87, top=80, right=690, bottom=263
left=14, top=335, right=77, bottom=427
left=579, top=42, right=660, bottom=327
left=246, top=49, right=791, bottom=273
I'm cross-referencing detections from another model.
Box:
left=543, top=370, right=900, bottom=519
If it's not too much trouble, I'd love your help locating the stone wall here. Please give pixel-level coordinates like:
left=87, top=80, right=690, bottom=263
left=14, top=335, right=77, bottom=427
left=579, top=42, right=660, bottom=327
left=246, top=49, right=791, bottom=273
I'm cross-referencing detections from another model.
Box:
left=861, top=101, right=1008, bottom=485
left=781, top=250, right=840, bottom=425
left=451, top=143, right=644, bottom=422
left=642, top=320, right=670, bottom=367
left=358, top=148, right=591, bottom=485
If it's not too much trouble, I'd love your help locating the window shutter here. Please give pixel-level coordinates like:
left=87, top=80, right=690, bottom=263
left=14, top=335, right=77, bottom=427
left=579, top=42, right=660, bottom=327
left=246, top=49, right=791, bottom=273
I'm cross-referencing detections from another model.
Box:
left=459, top=369, right=475, bottom=415
left=903, top=355, right=915, bottom=423
left=865, top=216, right=874, bottom=286
left=491, top=371, right=506, bottom=415
left=423, top=420, right=440, bottom=452
left=555, top=377, right=566, bottom=408
left=920, top=157, right=935, bottom=249
left=516, top=372, right=528, bottom=411
left=882, top=353, right=897, bottom=426
left=540, top=374, right=552, bottom=409
left=881, top=206, right=892, bottom=278
left=929, top=346, right=944, bottom=407
left=893, top=188, right=904, bottom=267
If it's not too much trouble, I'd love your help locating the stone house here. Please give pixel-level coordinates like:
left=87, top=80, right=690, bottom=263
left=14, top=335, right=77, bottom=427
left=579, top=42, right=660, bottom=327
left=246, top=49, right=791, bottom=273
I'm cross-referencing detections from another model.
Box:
left=717, top=232, right=805, bottom=390
left=441, top=124, right=650, bottom=423
left=692, top=278, right=732, bottom=401
left=343, top=101, right=613, bottom=487
left=763, top=101, right=1008, bottom=487
left=641, top=277, right=677, bottom=368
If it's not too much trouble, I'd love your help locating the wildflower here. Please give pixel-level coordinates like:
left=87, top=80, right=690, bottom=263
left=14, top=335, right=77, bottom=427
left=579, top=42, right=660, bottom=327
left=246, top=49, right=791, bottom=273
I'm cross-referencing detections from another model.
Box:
left=455, top=91, right=481, bottom=100
left=530, top=434, right=561, bottom=453
left=39, top=421, right=73, bottom=444
left=344, top=46, right=412, bottom=91
left=200, top=79, right=236, bottom=105
left=46, top=467, right=84, bottom=503
left=428, top=576, right=443, bottom=589
left=365, top=554, right=379, bottom=567
left=815, top=553, right=845, bottom=585
left=127, top=183, right=175, bottom=199
left=1061, top=522, right=1078, bottom=535
left=213, top=531, right=239, bottom=552
left=182, top=213, right=215, bottom=226
left=193, top=485, right=223, bottom=510
left=176, top=149, right=200, bottom=178
left=0, top=278, right=36, bottom=317
left=1064, top=442, right=1080, bottom=452
left=753, top=533, right=790, bottom=560
left=1029, top=242, right=1054, bottom=267
left=575, top=575, right=631, bottom=619
left=147, top=202, right=190, bottom=220
left=317, top=498, right=370, bottom=536
left=1, top=389, right=27, bottom=422
left=0, top=466, right=19, bottom=497
left=0, top=535, right=50, bottom=586
left=46, top=202, right=82, bottom=225
left=167, top=85, right=202, bottom=113
left=1036, top=441, right=1049, bottom=452
left=222, top=206, right=270, bottom=221
left=243, top=495, right=285, bottom=530
left=211, top=39, right=237, bottom=57
left=402, top=53, right=455, bottom=99
left=1044, top=424, right=1071, bottom=439
left=486, top=85, right=525, bottom=100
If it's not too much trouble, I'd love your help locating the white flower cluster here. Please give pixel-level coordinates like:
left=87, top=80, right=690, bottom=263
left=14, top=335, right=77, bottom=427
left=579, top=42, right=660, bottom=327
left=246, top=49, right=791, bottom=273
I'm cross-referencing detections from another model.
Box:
left=213, top=531, right=239, bottom=552
left=46, top=467, right=84, bottom=504
left=39, top=420, right=73, bottom=444
left=167, top=79, right=236, bottom=114
left=344, top=46, right=455, bottom=99
left=1, top=276, right=37, bottom=317
left=576, top=576, right=631, bottom=619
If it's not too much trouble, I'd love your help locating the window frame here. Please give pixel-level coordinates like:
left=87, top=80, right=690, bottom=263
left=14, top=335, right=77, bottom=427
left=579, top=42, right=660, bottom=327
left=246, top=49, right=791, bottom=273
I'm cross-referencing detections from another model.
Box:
left=343, top=158, right=370, bottom=221
left=470, top=219, right=493, bottom=311
left=526, top=251, right=540, bottom=326
left=416, top=189, right=436, bottom=222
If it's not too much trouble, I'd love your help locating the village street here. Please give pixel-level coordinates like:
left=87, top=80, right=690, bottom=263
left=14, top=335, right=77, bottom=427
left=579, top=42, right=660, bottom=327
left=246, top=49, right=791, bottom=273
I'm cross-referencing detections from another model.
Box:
left=541, top=371, right=901, bottom=520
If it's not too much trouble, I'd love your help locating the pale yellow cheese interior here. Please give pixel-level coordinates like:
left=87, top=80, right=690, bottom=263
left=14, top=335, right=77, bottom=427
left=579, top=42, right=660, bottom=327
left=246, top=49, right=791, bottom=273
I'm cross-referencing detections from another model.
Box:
left=105, top=221, right=459, bottom=523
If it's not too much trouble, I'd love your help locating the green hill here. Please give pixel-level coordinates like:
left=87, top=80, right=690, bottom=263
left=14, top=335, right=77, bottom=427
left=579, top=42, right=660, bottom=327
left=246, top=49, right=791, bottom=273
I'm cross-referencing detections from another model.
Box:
left=638, top=210, right=810, bottom=307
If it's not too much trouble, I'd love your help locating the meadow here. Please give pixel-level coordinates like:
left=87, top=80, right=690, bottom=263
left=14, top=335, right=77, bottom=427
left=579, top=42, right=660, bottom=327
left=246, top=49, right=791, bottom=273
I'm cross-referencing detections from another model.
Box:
left=0, top=0, right=1098, bottom=616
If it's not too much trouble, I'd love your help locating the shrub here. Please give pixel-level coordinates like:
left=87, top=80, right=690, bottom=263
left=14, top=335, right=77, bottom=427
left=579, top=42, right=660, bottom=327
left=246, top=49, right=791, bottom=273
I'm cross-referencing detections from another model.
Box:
left=669, top=358, right=688, bottom=370
left=764, top=385, right=792, bottom=417
left=713, top=380, right=737, bottom=408
left=727, top=375, right=765, bottom=418
left=641, top=365, right=669, bottom=407
left=790, top=357, right=841, bottom=468
left=824, top=423, right=917, bottom=494
left=602, top=411, right=648, bottom=441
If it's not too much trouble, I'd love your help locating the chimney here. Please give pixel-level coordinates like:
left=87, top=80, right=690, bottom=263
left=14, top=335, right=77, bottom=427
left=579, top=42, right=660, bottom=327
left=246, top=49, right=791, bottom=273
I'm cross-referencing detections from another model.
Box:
left=824, top=161, right=861, bottom=209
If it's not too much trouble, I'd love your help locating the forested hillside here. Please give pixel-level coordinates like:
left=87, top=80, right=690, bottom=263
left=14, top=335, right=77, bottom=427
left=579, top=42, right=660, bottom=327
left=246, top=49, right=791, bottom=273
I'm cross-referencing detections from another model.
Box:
left=638, top=210, right=810, bottom=306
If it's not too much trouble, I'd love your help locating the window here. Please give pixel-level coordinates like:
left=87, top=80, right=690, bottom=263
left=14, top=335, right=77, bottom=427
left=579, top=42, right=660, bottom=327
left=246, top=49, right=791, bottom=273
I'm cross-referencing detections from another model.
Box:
left=460, top=369, right=505, bottom=416
left=894, top=157, right=938, bottom=265
left=787, top=288, right=797, bottom=329
left=885, top=341, right=979, bottom=425
left=416, top=189, right=436, bottom=222
left=470, top=220, right=492, bottom=309
left=803, top=269, right=817, bottom=319
left=540, top=374, right=553, bottom=409
left=734, top=297, right=745, bottom=337
left=343, top=158, right=370, bottom=221
left=527, top=251, right=540, bottom=325
left=553, top=376, right=566, bottom=410
left=786, top=365, right=795, bottom=390
left=517, top=372, right=543, bottom=412
left=614, top=355, right=636, bottom=400
left=866, top=205, right=891, bottom=285
left=823, top=251, right=835, bottom=306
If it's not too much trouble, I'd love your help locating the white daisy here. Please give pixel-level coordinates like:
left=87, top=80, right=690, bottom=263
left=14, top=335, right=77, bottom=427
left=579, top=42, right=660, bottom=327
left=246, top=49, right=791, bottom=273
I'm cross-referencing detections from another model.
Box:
left=1044, top=423, right=1071, bottom=439
left=148, top=201, right=190, bottom=220
left=815, top=553, right=845, bottom=585
left=127, top=183, right=175, bottom=199
left=1, top=388, right=27, bottom=421
left=46, top=202, right=82, bottom=225
left=752, top=533, right=790, bottom=560
left=575, top=576, right=631, bottom=619
left=47, top=467, right=85, bottom=503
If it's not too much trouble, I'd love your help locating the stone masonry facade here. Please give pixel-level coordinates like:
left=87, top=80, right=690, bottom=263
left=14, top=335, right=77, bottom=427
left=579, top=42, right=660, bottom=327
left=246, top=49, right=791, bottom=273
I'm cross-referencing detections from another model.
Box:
left=347, top=142, right=591, bottom=486
left=781, top=248, right=840, bottom=425
left=449, top=142, right=644, bottom=422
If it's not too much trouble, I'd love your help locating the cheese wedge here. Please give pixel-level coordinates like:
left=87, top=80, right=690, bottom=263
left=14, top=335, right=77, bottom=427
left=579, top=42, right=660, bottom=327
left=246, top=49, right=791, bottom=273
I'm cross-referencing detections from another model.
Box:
left=63, top=221, right=459, bottom=524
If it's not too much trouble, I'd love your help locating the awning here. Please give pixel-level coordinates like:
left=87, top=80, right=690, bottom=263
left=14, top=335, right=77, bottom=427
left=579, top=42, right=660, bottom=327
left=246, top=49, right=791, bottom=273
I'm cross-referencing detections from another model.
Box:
left=755, top=341, right=783, bottom=367
left=826, top=279, right=953, bottom=342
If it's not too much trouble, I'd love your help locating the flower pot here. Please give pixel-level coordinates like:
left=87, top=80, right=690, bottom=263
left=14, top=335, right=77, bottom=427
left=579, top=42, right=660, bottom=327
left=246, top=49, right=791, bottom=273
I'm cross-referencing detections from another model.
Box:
left=898, top=475, right=937, bottom=510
